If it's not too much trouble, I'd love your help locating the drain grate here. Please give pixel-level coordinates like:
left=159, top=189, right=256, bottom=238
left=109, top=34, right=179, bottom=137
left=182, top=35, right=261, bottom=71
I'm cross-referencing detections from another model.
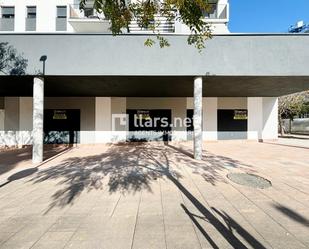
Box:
left=227, top=173, right=272, bottom=189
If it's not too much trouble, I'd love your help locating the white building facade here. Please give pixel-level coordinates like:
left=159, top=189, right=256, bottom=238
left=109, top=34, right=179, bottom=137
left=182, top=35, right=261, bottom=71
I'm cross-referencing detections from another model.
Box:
left=1, top=0, right=308, bottom=162
left=0, top=0, right=229, bottom=33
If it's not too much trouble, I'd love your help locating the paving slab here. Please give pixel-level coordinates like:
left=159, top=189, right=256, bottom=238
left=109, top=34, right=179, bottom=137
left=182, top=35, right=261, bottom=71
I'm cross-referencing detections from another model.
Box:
left=0, top=141, right=309, bottom=248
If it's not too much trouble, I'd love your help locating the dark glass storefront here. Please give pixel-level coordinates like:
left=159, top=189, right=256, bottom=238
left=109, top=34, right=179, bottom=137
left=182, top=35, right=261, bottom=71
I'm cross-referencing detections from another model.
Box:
left=44, top=109, right=80, bottom=144
left=127, top=109, right=172, bottom=141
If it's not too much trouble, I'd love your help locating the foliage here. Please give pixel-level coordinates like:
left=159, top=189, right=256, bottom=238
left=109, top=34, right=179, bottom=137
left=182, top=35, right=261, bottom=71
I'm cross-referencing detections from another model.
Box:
left=278, top=91, right=308, bottom=134
left=80, top=0, right=214, bottom=51
left=0, top=42, right=28, bottom=75
left=279, top=91, right=308, bottom=120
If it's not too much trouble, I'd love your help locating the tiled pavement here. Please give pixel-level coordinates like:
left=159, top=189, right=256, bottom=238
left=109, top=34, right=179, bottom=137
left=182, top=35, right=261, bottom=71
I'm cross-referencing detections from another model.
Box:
left=0, top=141, right=308, bottom=249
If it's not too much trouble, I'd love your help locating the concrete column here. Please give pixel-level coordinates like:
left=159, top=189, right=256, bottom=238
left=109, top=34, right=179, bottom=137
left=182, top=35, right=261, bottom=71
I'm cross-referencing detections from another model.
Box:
left=193, top=77, right=203, bottom=160
left=32, top=77, right=44, bottom=164
left=248, top=97, right=278, bottom=141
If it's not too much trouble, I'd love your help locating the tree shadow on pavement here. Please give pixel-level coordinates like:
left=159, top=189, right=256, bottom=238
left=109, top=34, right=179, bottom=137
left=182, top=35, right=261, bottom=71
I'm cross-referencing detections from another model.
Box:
left=29, top=142, right=253, bottom=211
left=28, top=142, right=268, bottom=248
left=0, top=145, right=72, bottom=176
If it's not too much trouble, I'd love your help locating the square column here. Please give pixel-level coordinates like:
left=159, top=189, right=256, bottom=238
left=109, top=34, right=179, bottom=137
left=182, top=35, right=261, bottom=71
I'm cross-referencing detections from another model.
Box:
left=194, top=77, right=203, bottom=160
left=32, top=77, right=44, bottom=164
left=248, top=97, right=278, bottom=141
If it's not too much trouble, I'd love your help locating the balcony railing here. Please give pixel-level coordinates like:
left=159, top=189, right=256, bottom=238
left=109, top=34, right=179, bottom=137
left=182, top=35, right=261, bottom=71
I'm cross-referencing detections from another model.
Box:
left=204, top=4, right=228, bottom=20
left=129, top=14, right=176, bottom=33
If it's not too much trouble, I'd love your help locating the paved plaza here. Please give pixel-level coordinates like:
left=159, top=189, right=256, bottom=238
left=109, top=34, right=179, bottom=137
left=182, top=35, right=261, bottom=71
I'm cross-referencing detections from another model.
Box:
left=0, top=140, right=309, bottom=249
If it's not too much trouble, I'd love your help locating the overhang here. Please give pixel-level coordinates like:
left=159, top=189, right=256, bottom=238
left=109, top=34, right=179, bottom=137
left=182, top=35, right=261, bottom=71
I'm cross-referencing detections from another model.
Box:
left=0, top=76, right=308, bottom=97
left=0, top=33, right=309, bottom=97
left=0, top=33, right=308, bottom=76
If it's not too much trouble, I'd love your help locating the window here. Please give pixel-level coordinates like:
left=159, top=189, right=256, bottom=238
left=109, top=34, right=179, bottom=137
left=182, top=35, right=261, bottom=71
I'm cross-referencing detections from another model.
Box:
left=57, top=6, right=67, bottom=18
left=1, top=6, right=15, bottom=19
left=27, top=6, right=36, bottom=19
left=84, top=8, right=94, bottom=17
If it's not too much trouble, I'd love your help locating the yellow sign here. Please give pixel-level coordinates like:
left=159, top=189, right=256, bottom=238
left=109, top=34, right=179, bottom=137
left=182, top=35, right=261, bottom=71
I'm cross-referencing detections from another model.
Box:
left=234, top=110, right=247, bottom=120
left=53, top=110, right=67, bottom=120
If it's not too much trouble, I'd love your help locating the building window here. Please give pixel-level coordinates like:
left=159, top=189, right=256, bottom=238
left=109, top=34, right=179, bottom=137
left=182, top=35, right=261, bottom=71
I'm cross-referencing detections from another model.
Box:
left=56, top=6, right=67, bottom=31
left=26, top=6, right=36, bottom=31
left=57, top=6, right=67, bottom=18
left=27, top=6, right=36, bottom=19
left=0, top=7, right=15, bottom=31
left=1, top=6, right=15, bottom=18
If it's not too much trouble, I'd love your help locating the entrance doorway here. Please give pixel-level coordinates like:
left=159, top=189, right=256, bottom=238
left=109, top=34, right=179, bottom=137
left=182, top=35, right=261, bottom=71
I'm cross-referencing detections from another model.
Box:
left=44, top=109, right=80, bottom=144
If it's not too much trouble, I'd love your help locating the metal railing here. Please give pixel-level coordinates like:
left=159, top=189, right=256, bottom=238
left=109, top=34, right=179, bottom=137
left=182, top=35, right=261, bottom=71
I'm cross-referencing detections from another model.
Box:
left=129, top=14, right=176, bottom=33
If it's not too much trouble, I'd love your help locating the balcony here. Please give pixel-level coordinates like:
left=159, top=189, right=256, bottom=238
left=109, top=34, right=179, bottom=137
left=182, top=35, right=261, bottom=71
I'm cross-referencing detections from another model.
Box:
left=68, top=3, right=228, bottom=33
left=68, top=4, right=111, bottom=33
left=204, top=4, right=229, bottom=22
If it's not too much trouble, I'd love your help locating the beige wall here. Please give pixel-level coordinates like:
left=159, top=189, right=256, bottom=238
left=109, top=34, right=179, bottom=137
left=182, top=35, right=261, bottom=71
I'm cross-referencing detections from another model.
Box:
left=0, top=110, right=4, bottom=131
left=0, top=97, right=4, bottom=109
left=19, top=97, right=33, bottom=130
left=4, top=97, right=19, bottom=131
left=111, top=97, right=126, bottom=115
left=218, top=97, right=247, bottom=109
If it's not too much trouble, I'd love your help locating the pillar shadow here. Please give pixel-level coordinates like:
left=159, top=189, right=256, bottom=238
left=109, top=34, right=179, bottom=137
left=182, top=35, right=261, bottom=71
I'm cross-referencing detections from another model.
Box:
left=273, top=204, right=309, bottom=227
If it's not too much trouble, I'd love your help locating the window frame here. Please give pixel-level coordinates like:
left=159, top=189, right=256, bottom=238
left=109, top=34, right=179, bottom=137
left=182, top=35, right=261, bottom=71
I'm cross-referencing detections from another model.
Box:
left=1, top=6, right=15, bottom=19
left=56, top=6, right=67, bottom=19
left=26, top=6, right=37, bottom=19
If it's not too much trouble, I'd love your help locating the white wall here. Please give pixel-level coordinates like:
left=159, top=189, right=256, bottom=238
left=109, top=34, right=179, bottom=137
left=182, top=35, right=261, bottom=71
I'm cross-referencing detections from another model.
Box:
left=111, top=97, right=127, bottom=142
left=262, top=97, right=278, bottom=140
left=95, top=97, right=112, bottom=143
left=0, top=0, right=228, bottom=33
left=248, top=97, right=278, bottom=141
left=203, top=97, right=218, bottom=141
left=248, top=97, right=263, bottom=140
left=0, top=0, right=73, bottom=32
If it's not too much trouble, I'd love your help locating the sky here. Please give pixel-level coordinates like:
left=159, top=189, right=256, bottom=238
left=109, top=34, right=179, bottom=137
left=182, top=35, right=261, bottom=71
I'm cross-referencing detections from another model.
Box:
left=229, top=0, right=309, bottom=33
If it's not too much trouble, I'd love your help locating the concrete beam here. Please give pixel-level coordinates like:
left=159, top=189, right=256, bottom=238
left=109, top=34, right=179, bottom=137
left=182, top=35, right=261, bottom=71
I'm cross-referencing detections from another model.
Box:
left=194, top=77, right=203, bottom=160
left=32, top=77, right=44, bottom=164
